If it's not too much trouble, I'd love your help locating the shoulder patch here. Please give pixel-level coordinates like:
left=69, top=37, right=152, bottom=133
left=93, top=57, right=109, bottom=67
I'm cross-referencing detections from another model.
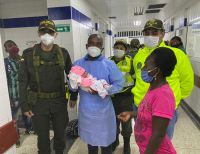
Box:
left=122, top=60, right=127, bottom=65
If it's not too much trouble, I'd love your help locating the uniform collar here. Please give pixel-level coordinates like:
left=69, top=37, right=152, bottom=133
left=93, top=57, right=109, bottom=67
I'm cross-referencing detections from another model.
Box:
left=35, top=43, right=57, bottom=56
left=111, top=56, right=126, bottom=63
left=159, top=41, right=166, bottom=47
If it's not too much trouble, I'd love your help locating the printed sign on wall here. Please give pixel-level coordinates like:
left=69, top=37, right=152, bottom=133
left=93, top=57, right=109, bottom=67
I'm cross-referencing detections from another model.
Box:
left=56, top=24, right=70, bottom=32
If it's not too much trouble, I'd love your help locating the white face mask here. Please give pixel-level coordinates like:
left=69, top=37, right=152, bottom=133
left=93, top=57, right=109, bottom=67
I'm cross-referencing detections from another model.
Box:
left=87, top=46, right=101, bottom=57
left=144, top=36, right=160, bottom=49
left=40, top=33, right=55, bottom=46
left=113, top=49, right=125, bottom=58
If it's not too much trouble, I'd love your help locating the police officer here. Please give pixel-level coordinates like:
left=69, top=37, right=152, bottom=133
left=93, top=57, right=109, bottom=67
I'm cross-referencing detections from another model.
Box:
left=170, top=36, right=186, bottom=53
left=128, top=38, right=140, bottom=58
left=19, top=19, right=77, bottom=154
left=110, top=41, right=134, bottom=154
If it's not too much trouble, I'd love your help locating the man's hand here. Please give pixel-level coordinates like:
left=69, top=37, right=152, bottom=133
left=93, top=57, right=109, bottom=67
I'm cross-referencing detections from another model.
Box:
left=10, top=100, right=14, bottom=107
left=88, top=88, right=98, bottom=94
left=117, top=111, right=133, bottom=122
left=24, top=111, right=34, bottom=118
left=69, top=100, right=77, bottom=108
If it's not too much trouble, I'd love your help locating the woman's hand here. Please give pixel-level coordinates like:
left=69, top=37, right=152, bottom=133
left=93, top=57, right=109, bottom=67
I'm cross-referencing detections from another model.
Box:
left=117, top=111, right=133, bottom=122
left=24, top=111, right=34, bottom=118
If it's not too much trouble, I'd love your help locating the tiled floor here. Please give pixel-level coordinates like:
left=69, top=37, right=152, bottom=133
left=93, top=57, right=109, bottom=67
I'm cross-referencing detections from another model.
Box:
left=68, top=108, right=200, bottom=154
left=16, top=108, right=200, bottom=154
left=16, top=130, right=54, bottom=154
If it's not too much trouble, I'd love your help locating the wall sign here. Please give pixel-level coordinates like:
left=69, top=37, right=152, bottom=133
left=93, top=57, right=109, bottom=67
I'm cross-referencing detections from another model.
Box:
left=55, top=24, right=70, bottom=32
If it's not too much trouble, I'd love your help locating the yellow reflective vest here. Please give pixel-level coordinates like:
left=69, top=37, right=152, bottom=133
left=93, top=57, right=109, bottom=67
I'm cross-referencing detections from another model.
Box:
left=132, top=41, right=194, bottom=109
left=110, top=56, right=134, bottom=88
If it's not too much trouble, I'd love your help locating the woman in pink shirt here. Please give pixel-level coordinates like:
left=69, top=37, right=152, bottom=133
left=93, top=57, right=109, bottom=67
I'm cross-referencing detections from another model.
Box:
left=118, top=47, right=177, bottom=154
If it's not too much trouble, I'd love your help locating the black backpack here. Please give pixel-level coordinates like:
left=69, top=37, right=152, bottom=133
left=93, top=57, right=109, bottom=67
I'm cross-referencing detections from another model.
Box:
left=66, top=119, right=78, bottom=137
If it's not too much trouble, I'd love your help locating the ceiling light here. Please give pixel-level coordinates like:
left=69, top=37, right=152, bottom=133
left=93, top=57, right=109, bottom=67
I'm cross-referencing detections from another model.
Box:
left=134, top=20, right=141, bottom=26
left=146, top=9, right=160, bottom=13
left=148, top=4, right=166, bottom=9
left=108, top=16, right=117, bottom=19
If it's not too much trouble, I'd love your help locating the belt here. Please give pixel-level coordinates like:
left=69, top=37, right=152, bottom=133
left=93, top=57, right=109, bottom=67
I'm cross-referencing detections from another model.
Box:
left=30, top=90, right=62, bottom=99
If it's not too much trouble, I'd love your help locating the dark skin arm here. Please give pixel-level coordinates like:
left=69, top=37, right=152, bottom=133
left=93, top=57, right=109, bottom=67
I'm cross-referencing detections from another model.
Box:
left=144, top=116, right=170, bottom=154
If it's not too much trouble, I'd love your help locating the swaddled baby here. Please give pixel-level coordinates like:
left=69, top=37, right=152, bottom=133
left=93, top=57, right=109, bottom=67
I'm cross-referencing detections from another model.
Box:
left=68, top=65, right=110, bottom=98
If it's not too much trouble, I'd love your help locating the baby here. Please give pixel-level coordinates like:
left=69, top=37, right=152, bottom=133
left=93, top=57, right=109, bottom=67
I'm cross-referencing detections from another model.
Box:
left=68, top=65, right=110, bottom=98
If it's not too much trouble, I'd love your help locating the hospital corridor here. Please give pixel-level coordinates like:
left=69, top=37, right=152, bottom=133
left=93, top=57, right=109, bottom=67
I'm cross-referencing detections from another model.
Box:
left=0, top=0, right=200, bottom=154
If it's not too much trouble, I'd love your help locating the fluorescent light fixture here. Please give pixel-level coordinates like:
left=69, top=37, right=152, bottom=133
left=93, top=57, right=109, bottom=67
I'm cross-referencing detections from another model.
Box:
left=134, top=20, right=141, bottom=26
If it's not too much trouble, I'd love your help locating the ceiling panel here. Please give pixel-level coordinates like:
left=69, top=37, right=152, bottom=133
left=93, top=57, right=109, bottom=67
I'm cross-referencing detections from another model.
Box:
left=86, top=0, right=199, bottom=29
left=1, top=0, right=198, bottom=30
left=148, top=4, right=166, bottom=9
left=146, top=9, right=161, bottom=13
left=86, top=0, right=171, bottom=29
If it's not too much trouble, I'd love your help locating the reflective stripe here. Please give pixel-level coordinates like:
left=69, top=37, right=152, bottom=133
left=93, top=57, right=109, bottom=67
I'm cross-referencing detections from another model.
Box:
left=110, top=56, right=134, bottom=92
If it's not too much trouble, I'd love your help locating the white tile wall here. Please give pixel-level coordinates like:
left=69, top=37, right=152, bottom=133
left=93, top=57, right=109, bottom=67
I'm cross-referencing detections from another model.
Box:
left=188, top=1, right=200, bottom=24
left=104, top=35, right=112, bottom=58
left=70, top=0, right=94, bottom=20
left=164, top=32, right=173, bottom=41
left=0, top=34, right=13, bottom=126
left=185, top=85, right=200, bottom=116
left=71, top=20, right=90, bottom=61
left=4, top=27, right=40, bottom=55
left=184, top=1, right=200, bottom=116
left=185, top=58, right=200, bottom=115
left=0, top=34, right=16, bottom=154
left=47, top=0, right=70, bottom=8
left=53, top=20, right=74, bottom=61
left=1, top=0, right=47, bottom=18
left=70, top=0, right=112, bottom=60
left=70, top=0, right=116, bottom=59
left=0, top=28, right=6, bottom=57
left=0, top=0, right=47, bottom=56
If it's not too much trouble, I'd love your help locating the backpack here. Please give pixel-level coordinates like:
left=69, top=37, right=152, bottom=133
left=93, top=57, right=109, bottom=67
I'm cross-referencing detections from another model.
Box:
left=66, top=119, right=78, bottom=137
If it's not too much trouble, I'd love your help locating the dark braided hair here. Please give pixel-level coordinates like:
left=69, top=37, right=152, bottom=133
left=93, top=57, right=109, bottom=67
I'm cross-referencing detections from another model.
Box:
left=170, top=36, right=183, bottom=46
left=150, top=47, right=177, bottom=77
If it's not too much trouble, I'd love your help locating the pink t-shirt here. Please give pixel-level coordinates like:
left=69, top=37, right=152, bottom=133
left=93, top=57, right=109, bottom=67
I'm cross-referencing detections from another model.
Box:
left=134, top=84, right=176, bottom=154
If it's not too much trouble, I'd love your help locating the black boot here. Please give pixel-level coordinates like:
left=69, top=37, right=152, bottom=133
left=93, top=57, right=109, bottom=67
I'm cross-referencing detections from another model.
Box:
left=112, top=134, right=119, bottom=151
left=88, top=144, right=98, bottom=154
left=55, top=151, right=63, bottom=154
left=123, top=137, right=131, bottom=154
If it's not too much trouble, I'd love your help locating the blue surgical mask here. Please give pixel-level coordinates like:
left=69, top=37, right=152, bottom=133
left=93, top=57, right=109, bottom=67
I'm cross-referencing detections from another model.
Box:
left=141, top=67, right=157, bottom=83
left=141, top=70, right=154, bottom=83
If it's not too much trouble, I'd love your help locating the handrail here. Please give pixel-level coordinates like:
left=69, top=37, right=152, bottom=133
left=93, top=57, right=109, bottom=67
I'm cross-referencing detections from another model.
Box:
left=0, top=120, right=19, bottom=153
